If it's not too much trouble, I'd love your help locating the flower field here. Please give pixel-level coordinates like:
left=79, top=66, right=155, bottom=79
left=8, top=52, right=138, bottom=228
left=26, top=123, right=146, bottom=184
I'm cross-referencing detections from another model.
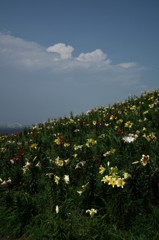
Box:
left=0, top=90, right=159, bottom=239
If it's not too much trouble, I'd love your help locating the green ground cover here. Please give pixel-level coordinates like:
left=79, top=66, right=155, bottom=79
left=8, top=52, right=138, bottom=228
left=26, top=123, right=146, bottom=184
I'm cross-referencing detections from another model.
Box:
left=0, top=90, right=159, bottom=239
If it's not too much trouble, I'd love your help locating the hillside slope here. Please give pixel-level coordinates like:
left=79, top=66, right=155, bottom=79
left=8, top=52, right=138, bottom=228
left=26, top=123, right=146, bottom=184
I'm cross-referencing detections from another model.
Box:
left=0, top=90, right=159, bottom=239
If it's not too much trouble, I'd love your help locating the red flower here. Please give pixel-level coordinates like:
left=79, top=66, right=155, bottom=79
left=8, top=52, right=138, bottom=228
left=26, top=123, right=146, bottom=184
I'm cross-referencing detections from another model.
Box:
left=13, top=133, right=18, bottom=138
left=19, top=152, right=24, bottom=157
left=59, top=135, right=64, bottom=139
left=117, top=130, right=124, bottom=135
left=13, top=157, right=19, bottom=161
left=10, top=157, right=20, bottom=164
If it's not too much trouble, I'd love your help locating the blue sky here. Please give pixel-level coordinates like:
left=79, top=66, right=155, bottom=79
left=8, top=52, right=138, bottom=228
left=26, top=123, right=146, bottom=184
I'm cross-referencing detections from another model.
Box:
left=0, top=0, right=159, bottom=126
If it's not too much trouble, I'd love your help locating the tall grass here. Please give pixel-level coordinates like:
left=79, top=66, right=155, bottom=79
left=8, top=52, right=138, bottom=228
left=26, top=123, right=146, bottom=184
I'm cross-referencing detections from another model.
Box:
left=0, top=90, right=159, bottom=239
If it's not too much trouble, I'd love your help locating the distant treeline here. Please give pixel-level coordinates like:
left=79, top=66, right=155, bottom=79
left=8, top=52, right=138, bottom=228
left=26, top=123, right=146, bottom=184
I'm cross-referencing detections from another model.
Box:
left=0, top=127, right=25, bottom=135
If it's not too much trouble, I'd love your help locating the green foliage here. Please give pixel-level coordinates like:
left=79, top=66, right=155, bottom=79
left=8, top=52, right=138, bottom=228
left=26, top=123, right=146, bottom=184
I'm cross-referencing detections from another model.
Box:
left=0, top=89, right=159, bottom=239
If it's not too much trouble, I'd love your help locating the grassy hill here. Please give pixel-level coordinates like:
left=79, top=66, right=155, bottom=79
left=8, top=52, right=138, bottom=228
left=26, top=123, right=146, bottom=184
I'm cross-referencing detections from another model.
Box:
left=0, top=90, right=159, bottom=240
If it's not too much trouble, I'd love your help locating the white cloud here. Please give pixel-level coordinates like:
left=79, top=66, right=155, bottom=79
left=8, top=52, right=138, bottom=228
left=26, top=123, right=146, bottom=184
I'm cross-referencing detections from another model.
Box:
left=76, top=49, right=109, bottom=63
left=46, top=43, right=74, bottom=60
left=0, top=33, right=53, bottom=69
left=117, top=62, right=137, bottom=69
left=0, top=33, right=148, bottom=125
